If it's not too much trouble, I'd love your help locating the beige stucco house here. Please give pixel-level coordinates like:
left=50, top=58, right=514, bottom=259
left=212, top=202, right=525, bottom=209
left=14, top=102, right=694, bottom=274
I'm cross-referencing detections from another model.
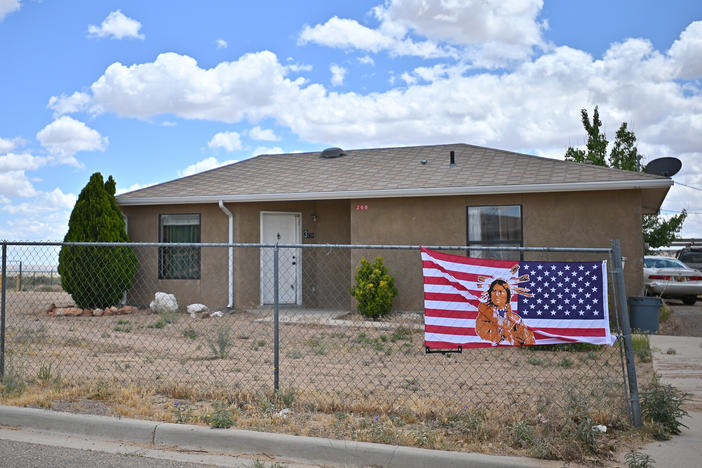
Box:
left=116, top=143, right=672, bottom=311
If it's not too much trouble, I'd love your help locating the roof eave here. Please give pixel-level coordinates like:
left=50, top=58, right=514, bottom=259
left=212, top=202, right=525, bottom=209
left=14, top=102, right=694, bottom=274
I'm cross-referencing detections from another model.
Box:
left=116, top=179, right=673, bottom=206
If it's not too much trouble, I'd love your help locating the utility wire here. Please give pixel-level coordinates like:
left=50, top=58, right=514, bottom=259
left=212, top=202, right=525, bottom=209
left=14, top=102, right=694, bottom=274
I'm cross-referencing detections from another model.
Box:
left=660, top=209, right=702, bottom=216
left=674, top=181, right=702, bottom=192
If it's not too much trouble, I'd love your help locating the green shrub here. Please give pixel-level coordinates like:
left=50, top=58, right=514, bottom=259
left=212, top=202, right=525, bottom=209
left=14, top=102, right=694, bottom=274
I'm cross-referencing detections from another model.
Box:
left=351, top=257, right=398, bottom=319
left=209, top=325, right=232, bottom=359
left=625, top=450, right=655, bottom=468
left=640, top=379, right=689, bottom=440
left=58, top=173, right=138, bottom=309
left=205, top=401, right=236, bottom=428
left=0, top=352, right=26, bottom=397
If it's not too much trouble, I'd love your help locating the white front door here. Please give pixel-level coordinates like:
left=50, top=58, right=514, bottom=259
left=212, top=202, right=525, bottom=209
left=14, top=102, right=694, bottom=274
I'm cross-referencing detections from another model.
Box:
left=260, top=212, right=301, bottom=305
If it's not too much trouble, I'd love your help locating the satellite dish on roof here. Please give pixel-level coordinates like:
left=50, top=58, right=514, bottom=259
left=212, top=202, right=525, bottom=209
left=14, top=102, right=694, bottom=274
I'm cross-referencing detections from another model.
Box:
left=644, top=157, right=682, bottom=177
left=320, top=147, right=345, bottom=159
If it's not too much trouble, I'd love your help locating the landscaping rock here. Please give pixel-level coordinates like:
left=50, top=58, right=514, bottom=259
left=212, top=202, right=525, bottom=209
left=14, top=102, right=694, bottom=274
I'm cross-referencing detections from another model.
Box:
left=92, top=308, right=104, bottom=317
left=60, top=307, right=83, bottom=317
left=187, top=303, right=208, bottom=318
left=150, top=292, right=178, bottom=315
left=119, top=305, right=137, bottom=315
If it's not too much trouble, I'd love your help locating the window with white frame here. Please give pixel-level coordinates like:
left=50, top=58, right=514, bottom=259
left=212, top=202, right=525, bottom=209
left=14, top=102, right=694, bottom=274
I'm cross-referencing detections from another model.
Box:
left=466, top=205, right=522, bottom=260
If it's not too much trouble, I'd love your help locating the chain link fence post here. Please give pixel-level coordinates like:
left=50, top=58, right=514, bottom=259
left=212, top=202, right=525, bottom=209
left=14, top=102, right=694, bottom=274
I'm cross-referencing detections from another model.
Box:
left=1, top=241, right=6, bottom=378
left=612, top=239, right=642, bottom=427
left=273, top=243, right=280, bottom=393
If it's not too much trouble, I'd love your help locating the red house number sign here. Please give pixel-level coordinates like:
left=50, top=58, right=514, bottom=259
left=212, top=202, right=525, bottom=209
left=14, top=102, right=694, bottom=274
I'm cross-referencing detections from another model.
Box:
left=355, top=204, right=368, bottom=211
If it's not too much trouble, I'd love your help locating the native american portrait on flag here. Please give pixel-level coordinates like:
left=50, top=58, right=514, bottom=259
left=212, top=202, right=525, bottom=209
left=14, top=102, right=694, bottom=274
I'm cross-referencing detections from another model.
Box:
left=421, top=247, right=617, bottom=349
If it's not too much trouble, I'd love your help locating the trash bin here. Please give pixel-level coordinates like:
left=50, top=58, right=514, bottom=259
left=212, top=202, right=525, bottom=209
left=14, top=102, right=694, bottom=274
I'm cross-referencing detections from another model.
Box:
left=627, top=296, right=662, bottom=333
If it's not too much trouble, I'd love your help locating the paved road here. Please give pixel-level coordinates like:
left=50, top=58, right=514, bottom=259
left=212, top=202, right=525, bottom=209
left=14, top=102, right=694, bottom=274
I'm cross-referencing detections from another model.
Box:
left=0, top=439, right=208, bottom=468
left=0, top=426, right=294, bottom=468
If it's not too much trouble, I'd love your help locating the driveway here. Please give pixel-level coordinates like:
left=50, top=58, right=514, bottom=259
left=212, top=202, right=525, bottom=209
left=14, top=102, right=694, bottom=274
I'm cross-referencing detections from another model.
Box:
left=657, top=299, right=702, bottom=337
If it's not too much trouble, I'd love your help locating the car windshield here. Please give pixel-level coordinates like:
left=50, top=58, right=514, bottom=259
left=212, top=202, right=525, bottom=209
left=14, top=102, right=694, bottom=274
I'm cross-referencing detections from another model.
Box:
left=645, top=257, right=690, bottom=269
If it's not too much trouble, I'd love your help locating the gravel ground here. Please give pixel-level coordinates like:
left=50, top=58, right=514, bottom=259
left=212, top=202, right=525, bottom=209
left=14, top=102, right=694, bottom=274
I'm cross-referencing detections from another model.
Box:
left=658, top=299, right=702, bottom=337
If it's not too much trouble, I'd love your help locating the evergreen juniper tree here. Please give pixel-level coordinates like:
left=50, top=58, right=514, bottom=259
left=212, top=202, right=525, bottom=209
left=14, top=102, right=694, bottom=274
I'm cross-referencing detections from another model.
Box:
left=565, top=106, right=686, bottom=251
left=58, top=173, right=138, bottom=309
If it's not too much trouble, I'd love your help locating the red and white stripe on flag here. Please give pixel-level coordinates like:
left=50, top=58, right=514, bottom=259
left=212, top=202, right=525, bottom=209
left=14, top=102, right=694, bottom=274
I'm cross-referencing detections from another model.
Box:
left=421, top=247, right=616, bottom=349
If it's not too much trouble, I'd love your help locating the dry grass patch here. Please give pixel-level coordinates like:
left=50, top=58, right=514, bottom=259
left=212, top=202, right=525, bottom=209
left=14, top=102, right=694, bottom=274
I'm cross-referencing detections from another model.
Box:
left=0, top=371, right=643, bottom=464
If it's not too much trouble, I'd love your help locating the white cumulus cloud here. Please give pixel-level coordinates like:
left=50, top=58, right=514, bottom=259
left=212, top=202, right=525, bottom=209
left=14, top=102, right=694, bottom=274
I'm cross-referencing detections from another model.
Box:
left=48, top=91, right=92, bottom=117
left=216, top=38, right=228, bottom=48
left=36, top=116, right=108, bottom=164
left=330, top=64, right=347, bottom=86
left=88, top=10, right=145, bottom=40
left=1, top=188, right=76, bottom=215
left=208, top=131, right=242, bottom=151
left=252, top=146, right=284, bottom=156
left=299, top=0, right=545, bottom=64
left=300, top=16, right=395, bottom=52
left=179, top=157, right=237, bottom=177
left=0, top=0, right=20, bottom=23
left=116, top=182, right=153, bottom=195
left=0, top=153, right=47, bottom=171
left=0, top=171, right=37, bottom=198
left=299, top=16, right=454, bottom=59
left=668, top=20, right=702, bottom=80
left=0, top=188, right=76, bottom=240
left=374, top=0, right=545, bottom=47
left=88, top=51, right=298, bottom=122
left=249, top=126, right=279, bottom=141
left=0, top=136, right=20, bottom=153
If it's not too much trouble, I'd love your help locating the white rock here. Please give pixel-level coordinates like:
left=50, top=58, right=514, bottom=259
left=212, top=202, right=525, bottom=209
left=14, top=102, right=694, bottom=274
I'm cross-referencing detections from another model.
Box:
left=150, top=292, right=178, bottom=314
left=278, top=408, right=290, bottom=418
left=210, top=311, right=224, bottom=318
left=187, top=303, right=209, bottom=317
left=594, top=424, right=607, bottom=433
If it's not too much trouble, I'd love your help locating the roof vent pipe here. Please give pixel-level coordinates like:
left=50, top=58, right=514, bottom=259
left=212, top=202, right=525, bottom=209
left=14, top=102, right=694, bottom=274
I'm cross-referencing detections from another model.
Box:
left=449, top=150, right=456, bottom=167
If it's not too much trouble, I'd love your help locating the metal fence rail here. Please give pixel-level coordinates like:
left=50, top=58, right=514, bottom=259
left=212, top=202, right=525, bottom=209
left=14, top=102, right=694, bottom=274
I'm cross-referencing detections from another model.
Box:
left=0, top=240, right=639, bottom=426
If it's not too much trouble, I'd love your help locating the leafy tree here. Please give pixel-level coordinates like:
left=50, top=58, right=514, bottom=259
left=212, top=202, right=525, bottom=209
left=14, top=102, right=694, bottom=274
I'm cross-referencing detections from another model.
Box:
left=565, top=106, right=686, bottom=251
left=58, top=173, right=138, bottom=309
left=642, top=210, right=687, bottom=251
left=565, top=107, right=609, bottom=167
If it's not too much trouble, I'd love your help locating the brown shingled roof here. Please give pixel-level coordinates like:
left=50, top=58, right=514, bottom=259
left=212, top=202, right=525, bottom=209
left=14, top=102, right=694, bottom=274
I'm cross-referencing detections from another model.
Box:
left=116, top=143, right=671, bottom=207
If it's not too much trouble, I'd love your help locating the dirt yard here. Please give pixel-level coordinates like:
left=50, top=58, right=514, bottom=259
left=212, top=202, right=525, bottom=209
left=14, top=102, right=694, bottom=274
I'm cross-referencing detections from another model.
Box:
left=1, top=289, right=659, bottom=464
left=3, top=290, right=630, bottom=418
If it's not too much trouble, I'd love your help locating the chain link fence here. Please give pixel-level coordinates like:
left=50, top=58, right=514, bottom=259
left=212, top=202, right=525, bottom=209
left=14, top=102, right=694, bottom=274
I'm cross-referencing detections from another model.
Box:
left=1, top=241, right=635, bottom=426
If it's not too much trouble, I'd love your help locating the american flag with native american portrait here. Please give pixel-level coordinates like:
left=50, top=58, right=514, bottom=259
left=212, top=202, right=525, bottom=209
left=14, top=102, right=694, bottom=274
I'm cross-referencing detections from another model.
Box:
left=421, top=247, right=617, bottom=349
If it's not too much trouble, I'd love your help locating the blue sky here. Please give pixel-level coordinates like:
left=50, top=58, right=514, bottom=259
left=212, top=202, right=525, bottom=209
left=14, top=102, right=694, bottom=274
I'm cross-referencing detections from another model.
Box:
left=1, top=0, right=701, bottom=240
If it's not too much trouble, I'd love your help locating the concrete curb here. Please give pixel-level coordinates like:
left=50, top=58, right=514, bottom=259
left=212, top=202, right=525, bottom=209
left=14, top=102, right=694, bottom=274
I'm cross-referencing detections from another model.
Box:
left=0, top=405, right=557, bottom=467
